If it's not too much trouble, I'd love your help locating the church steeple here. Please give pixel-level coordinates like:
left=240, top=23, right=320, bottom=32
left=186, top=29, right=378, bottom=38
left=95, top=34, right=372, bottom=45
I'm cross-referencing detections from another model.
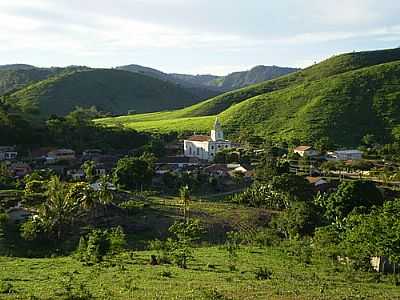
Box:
left=211, top=117, right=224, bottom=141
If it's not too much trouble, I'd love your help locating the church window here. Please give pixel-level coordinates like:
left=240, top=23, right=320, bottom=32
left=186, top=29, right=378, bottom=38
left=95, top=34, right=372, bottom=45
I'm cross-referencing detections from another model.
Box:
left=197, top=148, right=200, bottom=155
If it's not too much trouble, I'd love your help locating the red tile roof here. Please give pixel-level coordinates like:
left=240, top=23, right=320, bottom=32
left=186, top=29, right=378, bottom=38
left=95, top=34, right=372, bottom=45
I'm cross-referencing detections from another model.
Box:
left=187, top=135, right=211, bottom=142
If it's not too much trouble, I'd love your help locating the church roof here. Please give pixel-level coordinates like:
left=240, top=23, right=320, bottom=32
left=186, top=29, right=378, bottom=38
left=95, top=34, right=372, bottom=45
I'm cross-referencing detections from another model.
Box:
left=187, top=135, right=211, bottom=142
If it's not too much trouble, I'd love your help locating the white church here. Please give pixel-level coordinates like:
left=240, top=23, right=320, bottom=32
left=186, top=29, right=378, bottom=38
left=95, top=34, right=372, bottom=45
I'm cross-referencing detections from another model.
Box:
left=184, top=118, right=232, bottom=161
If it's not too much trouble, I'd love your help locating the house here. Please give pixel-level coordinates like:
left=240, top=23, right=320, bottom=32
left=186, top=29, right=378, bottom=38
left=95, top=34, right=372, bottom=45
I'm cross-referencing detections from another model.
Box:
left=184, top=117, right=232, bottom=161
left=0, top=146, right=18, bottom=161
left=327, top=150, right=363, bottom=161
left=306, top=176, right=329, bottom=192
left=82, top=149, right=103, bottom=160
left=67, top=169, right=85, bottom=181
left=203, top=164, right=230, bottom=177
left=157, top=156, right=201, bottom=169
left=293, top=146, right=319, bottom=157
left=9, top=162, right=31, bottom=177
left=47, top=149, right=76, bottom=163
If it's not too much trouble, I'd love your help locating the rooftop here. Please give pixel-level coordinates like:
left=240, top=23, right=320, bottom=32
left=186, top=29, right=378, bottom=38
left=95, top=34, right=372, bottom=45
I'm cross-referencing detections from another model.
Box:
left=187, top=135, right=211, bottom=142
left=294, top=146, right=313, bottom=151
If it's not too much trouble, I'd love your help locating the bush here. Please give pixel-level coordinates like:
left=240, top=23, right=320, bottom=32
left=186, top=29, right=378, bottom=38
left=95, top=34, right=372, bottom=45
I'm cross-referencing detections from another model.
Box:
left=0, top=281, right=14, bottom=294
left=75, top=227, right=126, bottom=264
left=168, top=219, right=203, bottom=268
left=254, top=267, right=273, bottom=280
left=201, top=288, right=231, bottom=300
left=148, top=239, right=172, bottom=264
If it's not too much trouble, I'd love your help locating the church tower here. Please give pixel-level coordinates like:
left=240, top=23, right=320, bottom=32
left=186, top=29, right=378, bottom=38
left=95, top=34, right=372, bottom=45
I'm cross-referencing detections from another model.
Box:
left=211, top=117, right=224, bottom=141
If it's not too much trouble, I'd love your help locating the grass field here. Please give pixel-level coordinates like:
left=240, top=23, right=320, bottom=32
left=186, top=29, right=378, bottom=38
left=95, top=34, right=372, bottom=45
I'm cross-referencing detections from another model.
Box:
left=1, top=196, right=400, bottom=299
left=96, top=113, right=214, bottom=134
left=1, top=246, right=399, bottom=299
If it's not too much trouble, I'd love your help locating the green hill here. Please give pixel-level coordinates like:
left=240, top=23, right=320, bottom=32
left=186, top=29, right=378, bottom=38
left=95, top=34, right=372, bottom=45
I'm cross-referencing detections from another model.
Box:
left=0, top=66, right=90, bottom=95
left=96, top=48, right=400, bottom=147
left=5, top=69, right=212, bottom=117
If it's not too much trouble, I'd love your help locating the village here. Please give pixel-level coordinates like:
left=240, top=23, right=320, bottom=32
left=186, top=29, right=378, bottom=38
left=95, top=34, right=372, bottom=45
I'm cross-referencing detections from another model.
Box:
left=1, top=118, right=399, bottom=227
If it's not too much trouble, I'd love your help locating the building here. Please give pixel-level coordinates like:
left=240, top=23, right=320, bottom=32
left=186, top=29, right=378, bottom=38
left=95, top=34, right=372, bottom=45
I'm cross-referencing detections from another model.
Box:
left=184, top=118, right=232, bottom=161
left=327, top=150, right=363, bottom=161
left=0, top=146, right=18, bottom=161
left=9, top=162, right=31, bottom=177
left=47, top=149, right=76, bottom=162
left=293, top=146, right=319, bottom=157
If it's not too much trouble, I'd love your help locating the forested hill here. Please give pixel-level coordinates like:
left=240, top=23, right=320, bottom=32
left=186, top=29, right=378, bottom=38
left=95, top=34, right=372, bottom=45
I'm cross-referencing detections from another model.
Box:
left=4, top=68, right=215, bottom=117
left=117, top=64, right=299, bottom=92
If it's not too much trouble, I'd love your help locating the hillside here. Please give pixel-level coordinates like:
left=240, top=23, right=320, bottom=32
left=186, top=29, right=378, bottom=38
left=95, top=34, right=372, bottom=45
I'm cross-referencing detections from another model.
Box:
left=0, top=64, right=36, bottom=71
left=211, top=65, right=299, bottom=91
left=117, top=64, right=298, bottom=92
left=0, top=66, right=90, bottom=95
left=5, top=69, right=211, bottom=117
left=97, top=48, right=400, bottom=146
left=116, top=64, right=222, bottom=98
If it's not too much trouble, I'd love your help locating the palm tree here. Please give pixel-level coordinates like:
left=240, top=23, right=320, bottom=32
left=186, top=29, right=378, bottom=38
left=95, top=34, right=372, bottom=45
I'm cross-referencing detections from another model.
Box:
left=179, top=185, right=191, bottom=220
left=42, top=176, right=79, bottom=240
left=81, top=160, right=96, bottom=183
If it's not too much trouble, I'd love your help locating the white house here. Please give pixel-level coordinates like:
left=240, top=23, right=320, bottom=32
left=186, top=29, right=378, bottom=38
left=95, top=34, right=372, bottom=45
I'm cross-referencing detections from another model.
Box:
left=0, top=146, right=18, bottom=161
left=184, top=118, right=232, bottom=161
left=293, top=146, right=319, bottom=157
left=327, top=150, right=363, bottom=161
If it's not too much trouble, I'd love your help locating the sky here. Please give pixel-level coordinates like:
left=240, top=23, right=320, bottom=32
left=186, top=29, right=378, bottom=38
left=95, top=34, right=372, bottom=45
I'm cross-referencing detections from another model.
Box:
left=0, top=0, right=399, bottom=75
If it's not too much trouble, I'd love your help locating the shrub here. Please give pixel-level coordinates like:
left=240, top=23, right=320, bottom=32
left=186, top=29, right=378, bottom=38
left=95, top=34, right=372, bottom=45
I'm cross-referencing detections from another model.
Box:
left=148, top=239, right=172, bottom=264
left=254, top=267, right=273, bottom=280
left=75, top=227, right=126, bottom=264
left=168, top=219, right=203, bottom=268
left=0, top=281, right=14, bottom=294
left=225, top=231, right=240, bottom=271
left=201, top=288, right=231, bottom=300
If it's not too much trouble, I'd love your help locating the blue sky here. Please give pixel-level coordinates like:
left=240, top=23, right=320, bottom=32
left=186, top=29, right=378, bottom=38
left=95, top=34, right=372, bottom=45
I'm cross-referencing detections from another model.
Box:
left=1, top=0, right=399, bottom=75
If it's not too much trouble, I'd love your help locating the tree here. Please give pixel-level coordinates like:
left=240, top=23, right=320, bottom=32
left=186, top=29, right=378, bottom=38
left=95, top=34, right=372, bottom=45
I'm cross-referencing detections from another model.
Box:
left=341, top=199, right=400, bottom=268
left=97, top=175, right=114, bottom=206
left=273, top=201, right=321, bottom=239
left=323, top=180, right=383, bottom=221
left=81, top=160, right=96, bottom=183
left=112, top=154, right=155, bottom=190
left=168, top=219, right=203, bottom=268
left=179, top=185, right=191, bottom=220
left=45, top=176, right=81, bottom=239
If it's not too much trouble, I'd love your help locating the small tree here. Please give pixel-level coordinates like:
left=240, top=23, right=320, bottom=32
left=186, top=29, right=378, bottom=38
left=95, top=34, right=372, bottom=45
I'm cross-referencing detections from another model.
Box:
left=225, top=231, right=240, bottom=271
left=168, top=219, right=203, bottom=268
left=179, top=185, right=191, bottom=220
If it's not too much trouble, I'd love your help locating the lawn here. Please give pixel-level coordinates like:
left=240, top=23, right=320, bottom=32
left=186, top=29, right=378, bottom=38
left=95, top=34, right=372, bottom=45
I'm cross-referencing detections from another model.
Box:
left=96, top=114, right=214, bottom=134
left=1, top=196, right=399, bottom=299
left=0, top=246, right=399, bottom=299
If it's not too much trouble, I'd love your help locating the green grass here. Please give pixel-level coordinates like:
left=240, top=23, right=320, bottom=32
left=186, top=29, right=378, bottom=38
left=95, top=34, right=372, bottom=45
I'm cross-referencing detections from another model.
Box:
left=1, top=196, right=400, bottom=299
left=97, top=114, right=214, bottom=134
left=0, top=247, right=399, bottom=299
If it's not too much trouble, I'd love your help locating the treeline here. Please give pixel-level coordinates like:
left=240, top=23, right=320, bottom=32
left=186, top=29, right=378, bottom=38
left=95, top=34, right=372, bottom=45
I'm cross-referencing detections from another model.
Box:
left=0, top=104, right=160, bottom=152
